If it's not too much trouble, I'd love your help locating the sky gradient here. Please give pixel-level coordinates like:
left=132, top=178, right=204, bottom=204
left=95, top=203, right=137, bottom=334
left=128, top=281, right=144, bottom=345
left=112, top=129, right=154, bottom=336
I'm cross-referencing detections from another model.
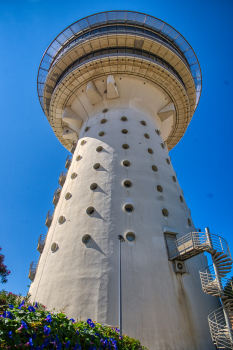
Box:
left=0, top=0, right=233, bottom=296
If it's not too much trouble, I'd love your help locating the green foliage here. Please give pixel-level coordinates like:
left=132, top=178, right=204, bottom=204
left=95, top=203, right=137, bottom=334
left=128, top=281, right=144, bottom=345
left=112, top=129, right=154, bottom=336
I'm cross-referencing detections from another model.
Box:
left=0, top=291, right=147, bottom=350
left=224, top=276, right=233, bottom=298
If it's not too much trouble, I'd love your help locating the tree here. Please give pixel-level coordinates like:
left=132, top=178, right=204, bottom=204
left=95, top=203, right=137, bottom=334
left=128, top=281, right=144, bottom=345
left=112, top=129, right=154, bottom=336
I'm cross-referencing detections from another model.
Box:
left=0, top=247, right=10, bottom=284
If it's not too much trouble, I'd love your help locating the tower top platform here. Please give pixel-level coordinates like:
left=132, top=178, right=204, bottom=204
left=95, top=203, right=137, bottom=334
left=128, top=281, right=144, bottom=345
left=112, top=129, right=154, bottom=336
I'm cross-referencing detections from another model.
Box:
left=37, top=11, right=202, bottom=151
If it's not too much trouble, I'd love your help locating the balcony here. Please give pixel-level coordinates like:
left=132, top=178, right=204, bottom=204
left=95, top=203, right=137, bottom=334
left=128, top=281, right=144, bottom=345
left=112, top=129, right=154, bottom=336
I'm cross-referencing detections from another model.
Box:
left=58, top=171, right=67, bottom=187
left=65, top=155, right=72, bottom=169
left=28, top=261, right=38, bottom=281
left=45, top=210, right=53, bottom=228
left=37, top=234, right=46, bottom=253
left=71, top=142, right=77, bottom=154
left=52, top=186, right=62, bottom=206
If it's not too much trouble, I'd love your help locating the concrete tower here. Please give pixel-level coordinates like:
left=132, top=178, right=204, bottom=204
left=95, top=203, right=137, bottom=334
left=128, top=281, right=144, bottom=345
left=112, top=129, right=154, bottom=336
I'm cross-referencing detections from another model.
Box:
left=29, top=11, right=233, bottom=350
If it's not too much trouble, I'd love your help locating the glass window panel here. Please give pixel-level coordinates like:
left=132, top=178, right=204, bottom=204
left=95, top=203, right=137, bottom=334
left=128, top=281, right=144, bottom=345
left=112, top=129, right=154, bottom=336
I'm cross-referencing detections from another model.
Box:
left=51, top=40, right=61, bottom=51
left=97, top=13, right=107, bottom=23
left=87, top=15, right=98, bottom=26
left=40, top=61, right=50, bottom=70
left=180, top=42, right=190, bottom=52
left=126, top=12, right=136, bottom=22
left=94, top=51, right=101, bottom=57
left=86, top=53, right=93, bottom=59
left=134, top=49, right=141, bottom=55
left=63, top=28, right=74, bottom=39
left=43, top=54, right=53, bottom=64
left=118, top=48, right=125, bottom=53
left=142, top=51, right=150, bottom=58
left=100, top=27, right=108, bottom=32
left=56, top=33, right=68, bottom=45
left=117, top=12, right=126, bottom=21
left=175, top=35, right=185, bottom=46
left=168, top=29, right=179, bottom=40
left=135, top=13, right=146, bottom=24
left=47, top=46, right=58, bottom=57
left=161, top=24, right=172, bottom=35
left=145, top=16, right=155, bottom=27
left=92, top=29, right=99, bottom=34
left=79, top=57, right=85, bottom=63
left=187, top=55, right=197, bottom=65
left=109, top=48, right=117, bottom=53
left=109, top=25, right=117, bottom=31
left=157, top=58, right=163, bottom=64
left=70, top=22, right=82, bottom=34
left=126, top=48, right=134, bottom=54
left=153, top=19, right=164, bottom=31
left=135, top=27, right=143, bottom=32
left=184, top=48, right=195, bottom=59
left=144, top=29, right=152, bottom=36
left=79, top=19, right=89, bottom=30
left=102, top=49, right=109, bottom=55
left=107, top=12, right=117, bottom=21
left=117, top=25, right=125, bottom=30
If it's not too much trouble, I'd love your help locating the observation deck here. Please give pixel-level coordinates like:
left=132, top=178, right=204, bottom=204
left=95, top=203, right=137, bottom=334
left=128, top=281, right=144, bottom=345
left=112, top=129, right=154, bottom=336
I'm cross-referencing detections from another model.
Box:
left=37, top=11, right=202, bottom=151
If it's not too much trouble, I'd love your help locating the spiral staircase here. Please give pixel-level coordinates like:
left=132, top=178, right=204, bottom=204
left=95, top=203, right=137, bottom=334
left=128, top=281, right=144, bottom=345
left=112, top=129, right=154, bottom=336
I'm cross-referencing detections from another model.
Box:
left=167, top=228, right=233, bottom=349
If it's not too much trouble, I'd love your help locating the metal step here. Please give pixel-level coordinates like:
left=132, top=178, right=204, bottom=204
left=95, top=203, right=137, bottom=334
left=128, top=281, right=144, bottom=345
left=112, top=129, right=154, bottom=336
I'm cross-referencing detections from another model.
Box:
left=215, top=254, right=228, bottom=261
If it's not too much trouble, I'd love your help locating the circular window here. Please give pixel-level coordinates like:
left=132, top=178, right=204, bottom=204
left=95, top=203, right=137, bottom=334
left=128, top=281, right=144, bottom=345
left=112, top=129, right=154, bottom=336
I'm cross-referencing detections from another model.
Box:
left=122, top=144, right=129, bottom=149
left=102, top=108, right=108, bottom=113
left=101, top=119, right=107, bottom=124
left=140, top=121, right=146, bottom=126
left=90, top=183, right=98, bottom=191
left=161, top=143, right=165, bottom=149
left=85, top=127, right=90, bottom=132
left=99, top=131, right=105, bottom=137
left=121, top=116, right=127, bottom=121
left=123, top=160, right=130, bottom=167
left=144, top=133, right=150, bottom=139
left=93, top=163, right=100, bottom=170
left=180, top=196, right=184, bottom=203
left=76, top=155, right=81, bottom=161
left=65, top=192, right=72, bottom=200
left=58, top=215, right=65, bottom=224
left=86, top=207, right=95, bottom=216
left=123, top=180, right=132, bottom=188
left=155, top=130, right=161, bottom=135
left=166, top=158, right=170, bottom=165
left=124, top=204, right=134, bottom=213
left=122, top=129, right=128, bottom=134
left=96, top=146, right=103, bottom=152
left=82, top=234, right=92, bottom=245
left=126, top=232, right=136, bottom=242
left=51, top=242, right=58, bottom=253
left=71, top=172, right=77, bottom=179
left=152, top=165, right=158, bottom=172
left=157, top=185, right=163, bottom=193
left=162, top=209, right=169, bottom=217
left=148, top=148, right=153, bottom=154
left=188, top=219, right=191, bottom=227
left=172, top=176, right=177, bottom=182
left=81, top=140, right=86, bottom=146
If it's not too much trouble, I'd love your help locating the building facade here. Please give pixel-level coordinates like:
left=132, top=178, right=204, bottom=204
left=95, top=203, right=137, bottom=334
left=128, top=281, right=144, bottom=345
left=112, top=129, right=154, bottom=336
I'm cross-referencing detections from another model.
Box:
left=28, top=11, right=233, bottom=349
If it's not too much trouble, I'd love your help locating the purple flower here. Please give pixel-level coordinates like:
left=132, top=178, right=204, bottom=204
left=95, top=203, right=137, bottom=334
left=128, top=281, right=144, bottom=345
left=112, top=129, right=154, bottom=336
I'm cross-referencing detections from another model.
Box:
left=29, top=338, right=33, bottom=346
left=21, top=320, right=28, bottom=329
left=8, top=331, right=13, bottom=339
left=57, top=343, right=62, bottom=350
left=65, top=340, right=70, bottom=348
left=3, top=311, right=13, bottom=319
left=28, top=306, right=36, bottom=313
left=8, top=305, right=14, bottom=309
left=34, top=302, right=38, bottom=308
left=43, top=338, right=50, bottom=346
left=45, top=313, right=52, bottom=323
left=44, top=325, right=51, bottom=335
left=18, top=300, right=25, bottom=309
left=70, top=318, right=75, bottom=323
left=90, top=322, right=95, bottom=328
left=87, top=319, right=92, bottom=324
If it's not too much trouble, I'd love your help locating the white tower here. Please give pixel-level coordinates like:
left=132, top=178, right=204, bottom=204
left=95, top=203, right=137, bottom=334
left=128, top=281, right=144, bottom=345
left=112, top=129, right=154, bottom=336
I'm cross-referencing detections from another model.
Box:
left=29, top=11, right=233, bottom=350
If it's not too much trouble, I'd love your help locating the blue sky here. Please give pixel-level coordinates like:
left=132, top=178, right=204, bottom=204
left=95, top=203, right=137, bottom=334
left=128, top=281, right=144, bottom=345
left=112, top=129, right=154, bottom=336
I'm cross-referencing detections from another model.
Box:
left=0, top=0, right=232, bottom=296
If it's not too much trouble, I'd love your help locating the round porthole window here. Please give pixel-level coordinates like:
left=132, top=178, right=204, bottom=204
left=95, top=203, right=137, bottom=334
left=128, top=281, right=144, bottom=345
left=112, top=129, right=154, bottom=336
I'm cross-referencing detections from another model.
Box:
left=144, top=133, right=150, bottom=139
left=126, top=232, right=136, bottom=242
left=99, top=131, right=105, bottom=137
left=122, top=129, right=128, bottom=134
left=155, top=129, right=161, bottom=135
left=76, top=155, right=81, bottom=161
left=124, top=204, right=134, bottom=213
left=172, top=176, right=176, bottom=182
left=161, top=143, right=165, bottom=149
left=166, top=158, right=170, bottom=165
left=162, top=208, right=169, bottom=217
left=81, top=140, right=86, bottom=146
left=148, top=148, right=153, bottom=154
left=140, top=121, right=146, bottom=126
left=65, top=192, right=72, bottom=200
left=123, top=180, right=132, bottom=188
left=71, top=172, right=77, bottom=179
left=51, top=242, right=58, bottom=253
left=188, top=219, right=191, bottom=227
left=180, top=196, right=184, bottom=203
left=82, top=234, right=92, bottom=245
left=152, top=165, right=158, bottom=172
left=123, top=160, right=130, bottom=167
left=90, top=183, right=98, bottom=191
left=122, top=144, right=129, bottom=149
left=96, top=146, right=103, bottom=152
left=58, top=215, right=65, bottom=224
left=121, top=116, right=127, bottom=121
left=86, top=207, right=95, bottom=216
left=102, top=108, right=108, bottom=113
left=101, top=119, right=107, bottom=124
left=85, top=127, right=90, bottom=132
left=93, top=163, right=100, bottom=170
left=157, top=185, right=163, bottom=193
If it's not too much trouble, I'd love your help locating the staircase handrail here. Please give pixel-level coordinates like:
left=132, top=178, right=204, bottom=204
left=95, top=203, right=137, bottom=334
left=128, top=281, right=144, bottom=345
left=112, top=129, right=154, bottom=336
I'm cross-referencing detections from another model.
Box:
left=208, top=307, right=233, bottom=349
left=38, top=234, right=46, bottom=245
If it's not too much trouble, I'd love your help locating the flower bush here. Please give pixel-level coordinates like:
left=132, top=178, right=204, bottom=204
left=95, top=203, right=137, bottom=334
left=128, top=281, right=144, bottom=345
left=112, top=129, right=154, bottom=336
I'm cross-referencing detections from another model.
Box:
left=0, top=292, right=147, bottom=350
left=0, top=248, right=10, bottom=284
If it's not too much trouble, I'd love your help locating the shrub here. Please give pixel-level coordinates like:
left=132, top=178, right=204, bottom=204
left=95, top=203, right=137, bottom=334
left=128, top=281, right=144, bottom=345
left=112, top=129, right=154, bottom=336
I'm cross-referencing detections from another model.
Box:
left=0, top=292, right=147, bottom=350
left=0, top=248, right=10, bottom=284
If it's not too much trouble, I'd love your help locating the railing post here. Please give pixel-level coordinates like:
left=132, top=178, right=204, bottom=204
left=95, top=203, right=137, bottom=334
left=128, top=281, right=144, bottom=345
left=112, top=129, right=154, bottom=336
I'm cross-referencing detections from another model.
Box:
left=206, top=227, right=233, bottom=344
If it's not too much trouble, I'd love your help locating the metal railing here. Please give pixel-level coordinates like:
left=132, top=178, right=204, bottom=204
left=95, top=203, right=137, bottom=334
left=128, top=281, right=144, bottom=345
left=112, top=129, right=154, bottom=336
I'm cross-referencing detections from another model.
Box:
left=65, top=155, right=72, bottom=169
left=28, top=261, right=38, bottom=281
left=38, top=234, right=46, bottom=246
left=208, top=308, right=233, bottom=349
left=45, top=210, right=53, bottom=228
left=200, top=265, right=233, bottom=297
left=53, top=186, right=62, bottom=205
left=58, top=171, right=67, bottom=186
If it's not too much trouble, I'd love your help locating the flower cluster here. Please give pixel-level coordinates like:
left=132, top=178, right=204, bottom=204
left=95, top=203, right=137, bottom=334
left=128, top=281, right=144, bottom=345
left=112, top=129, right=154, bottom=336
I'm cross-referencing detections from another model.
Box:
left=0, top=300, right=147, bottom=350
left=0, top=247, right=10, bottom=284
